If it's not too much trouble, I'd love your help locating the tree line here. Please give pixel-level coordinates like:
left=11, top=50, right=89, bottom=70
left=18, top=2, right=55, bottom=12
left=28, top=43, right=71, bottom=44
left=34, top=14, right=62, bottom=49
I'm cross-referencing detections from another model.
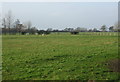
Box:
left=1, top=11, right=120, bottom=35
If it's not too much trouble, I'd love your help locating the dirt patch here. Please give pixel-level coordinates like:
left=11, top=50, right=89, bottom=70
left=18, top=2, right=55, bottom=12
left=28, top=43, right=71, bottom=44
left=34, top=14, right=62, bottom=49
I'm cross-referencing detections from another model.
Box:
left=107, top=59, right=120, bottom=72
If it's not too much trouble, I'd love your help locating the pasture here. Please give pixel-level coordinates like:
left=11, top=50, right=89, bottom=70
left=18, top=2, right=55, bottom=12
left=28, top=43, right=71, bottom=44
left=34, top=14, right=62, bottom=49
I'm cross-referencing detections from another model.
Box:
left=2, top=32, right=119, bottom=80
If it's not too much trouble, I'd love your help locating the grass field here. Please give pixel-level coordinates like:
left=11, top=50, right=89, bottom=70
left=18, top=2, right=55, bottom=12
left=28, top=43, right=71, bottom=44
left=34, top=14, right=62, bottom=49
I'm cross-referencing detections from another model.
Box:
left=2, top=32, right=119, bottom=80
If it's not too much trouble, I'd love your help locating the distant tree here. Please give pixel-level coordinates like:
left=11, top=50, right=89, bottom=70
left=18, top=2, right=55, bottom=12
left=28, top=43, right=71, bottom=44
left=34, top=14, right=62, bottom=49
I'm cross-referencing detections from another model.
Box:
left=37, top=30, right=45, bottom=35
left=13, top=19, right=26, bottom=34
left=93, top=28, right=98, bottom=32
left=14, top=19, right=20, bottom=33
left=29, top=27, right=38, bottom=34
left=23, top=21, right=32, bottom=33
left=2, top=18, right=7, bottom=34
left=100, top=25, right=107, bottom=32
left=10, top=27, right=17, bottom=34
left=2, top=18, right=7, bottom=29
left=22, top=22, right=28, bottom=29
left=2, top=10, right=14, bottom=34
left=37, top=29, right=51, bottom=35
left=64, top=28, right=68, bottom=31
left=46, top=28, right=52, bottom=32
left=6, top=10, right=14, bottom=34
left=45, top=31, right=51, bottom=34
left=75, top=27, right=81, bottom=32
left=14, top=19, right=20, bottom=27
left=109, top=26, right=114, bottom=32
left=64, top=28, right=74, bottom=32
left=69, top=28, right=74, bottom=32
left=75, top=27, right=87, bottom=32
left=16, top=24, right=25, bottom=34
left=53, top=29, right=59, bottom=32
left=88, top=29, right=92, bottom=32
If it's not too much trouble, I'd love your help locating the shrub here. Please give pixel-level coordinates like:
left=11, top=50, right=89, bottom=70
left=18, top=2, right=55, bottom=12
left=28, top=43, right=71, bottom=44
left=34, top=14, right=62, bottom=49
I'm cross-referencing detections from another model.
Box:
left=70, top=31, right=79, bottom=35
left=37, top=30, right=51, bottom=35
left=21, top=32, right=27, bottom=35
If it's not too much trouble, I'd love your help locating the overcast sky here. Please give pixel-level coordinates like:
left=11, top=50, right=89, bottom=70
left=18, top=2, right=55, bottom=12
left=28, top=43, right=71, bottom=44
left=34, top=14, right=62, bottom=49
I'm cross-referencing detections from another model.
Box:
left=2, top=2, right=118, bottom=30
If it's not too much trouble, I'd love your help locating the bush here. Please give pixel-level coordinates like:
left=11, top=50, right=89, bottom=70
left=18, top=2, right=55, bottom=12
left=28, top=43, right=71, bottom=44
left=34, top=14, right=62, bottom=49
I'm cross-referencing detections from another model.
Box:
left=70, top=31, right=79, bottom=35
left=21, top=32, right=27, bottom=35
left=37, top=30, right=51, bottom=35
left=45, top=31, right=51, bottom=34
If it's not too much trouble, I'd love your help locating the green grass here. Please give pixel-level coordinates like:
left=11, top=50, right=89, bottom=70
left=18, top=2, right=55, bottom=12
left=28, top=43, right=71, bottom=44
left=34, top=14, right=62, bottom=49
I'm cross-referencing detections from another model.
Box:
left=2, top=32, right=119, bottom=80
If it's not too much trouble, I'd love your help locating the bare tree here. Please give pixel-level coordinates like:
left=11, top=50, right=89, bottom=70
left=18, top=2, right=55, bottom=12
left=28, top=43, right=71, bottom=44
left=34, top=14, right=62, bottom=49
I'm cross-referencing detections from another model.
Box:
left=6, top=10, right=14, bottom=34
left=2, top=18, right=7, bottom=34
left=2, top=18, right=7, bottom=29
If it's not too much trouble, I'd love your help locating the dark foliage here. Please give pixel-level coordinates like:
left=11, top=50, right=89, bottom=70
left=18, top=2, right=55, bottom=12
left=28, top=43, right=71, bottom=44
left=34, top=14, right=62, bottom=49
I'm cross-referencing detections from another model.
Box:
left=70, top=31, right=79, bottom=35
left=37, top=30, right=51, bottom=35
left=21, top=32, right=27, bottom=35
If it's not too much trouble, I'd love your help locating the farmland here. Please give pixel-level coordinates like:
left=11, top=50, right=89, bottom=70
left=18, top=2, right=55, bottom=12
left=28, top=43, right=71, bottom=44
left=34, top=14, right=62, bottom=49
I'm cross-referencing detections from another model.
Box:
left=2, top=32, right=119, bottom=80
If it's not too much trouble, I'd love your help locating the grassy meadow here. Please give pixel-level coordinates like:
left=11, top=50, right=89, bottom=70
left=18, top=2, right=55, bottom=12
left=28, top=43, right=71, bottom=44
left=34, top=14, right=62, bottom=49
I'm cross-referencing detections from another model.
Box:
left=2, top=32, right=119, bottom=80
